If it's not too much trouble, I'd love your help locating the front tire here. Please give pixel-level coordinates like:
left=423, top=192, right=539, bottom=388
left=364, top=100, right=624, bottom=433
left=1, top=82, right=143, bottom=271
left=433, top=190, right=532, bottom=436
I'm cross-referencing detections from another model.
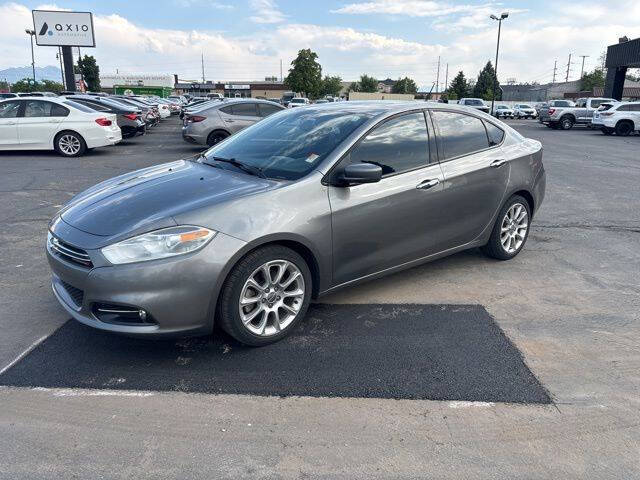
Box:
left=217, top=245, right=312, bottom=346
left=482, top=195, right=531, bottom=260
left=54, top=131, right=86, bottom=157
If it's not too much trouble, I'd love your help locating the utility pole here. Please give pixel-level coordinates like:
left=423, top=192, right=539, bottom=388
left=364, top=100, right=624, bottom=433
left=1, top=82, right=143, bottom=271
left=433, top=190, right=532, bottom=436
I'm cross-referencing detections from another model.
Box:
left=57, top=47, right=64, bottom=85
left=565, top=53, right=572, bottom=82
left=280, top=59, right=283, bottom=81
left=579, top=55, right=589, bottom=79
left=552, top=59, right=557, bottom=84
left=435, top=56, right=441, bottom=94
left=444, top=63, right=449, bottom=92
left=201, top=52, right=205, bottom=83
left=77, top=47, right=85, bottom=91
left=489, top=12, right=508, bottom=115
left=25, top=29, right=36, bottom=84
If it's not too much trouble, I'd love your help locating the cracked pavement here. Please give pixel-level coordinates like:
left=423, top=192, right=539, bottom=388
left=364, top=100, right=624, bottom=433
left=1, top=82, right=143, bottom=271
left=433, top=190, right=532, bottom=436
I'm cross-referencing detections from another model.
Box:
left=1, top=119, right=639, bottom=479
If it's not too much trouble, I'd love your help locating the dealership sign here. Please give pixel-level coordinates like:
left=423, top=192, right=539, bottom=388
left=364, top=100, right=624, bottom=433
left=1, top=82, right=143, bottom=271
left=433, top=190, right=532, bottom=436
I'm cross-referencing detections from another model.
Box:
left=32, top=10, right=95, bottom=47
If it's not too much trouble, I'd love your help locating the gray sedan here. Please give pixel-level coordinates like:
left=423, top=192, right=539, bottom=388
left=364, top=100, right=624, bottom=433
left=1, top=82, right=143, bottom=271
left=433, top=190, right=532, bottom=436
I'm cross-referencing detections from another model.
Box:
left=46, top=102, right=545, bottom=346
left=182, top=99, right=285, bottom=146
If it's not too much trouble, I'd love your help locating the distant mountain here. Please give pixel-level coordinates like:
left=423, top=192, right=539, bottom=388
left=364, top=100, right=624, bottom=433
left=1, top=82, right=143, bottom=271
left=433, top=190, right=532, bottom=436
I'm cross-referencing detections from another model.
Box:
left=0, top=65, right=62, bottom=84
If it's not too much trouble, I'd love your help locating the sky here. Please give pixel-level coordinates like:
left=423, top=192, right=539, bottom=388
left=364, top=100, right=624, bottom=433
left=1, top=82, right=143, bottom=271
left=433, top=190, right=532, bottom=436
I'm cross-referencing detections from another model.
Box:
left=1, top=0, right=640, bottom=89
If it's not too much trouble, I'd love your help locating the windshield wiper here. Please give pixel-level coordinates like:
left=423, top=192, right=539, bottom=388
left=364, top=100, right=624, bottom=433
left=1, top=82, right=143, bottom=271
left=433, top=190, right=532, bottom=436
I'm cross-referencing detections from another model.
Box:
left=202, top=155, right=266, bottom=179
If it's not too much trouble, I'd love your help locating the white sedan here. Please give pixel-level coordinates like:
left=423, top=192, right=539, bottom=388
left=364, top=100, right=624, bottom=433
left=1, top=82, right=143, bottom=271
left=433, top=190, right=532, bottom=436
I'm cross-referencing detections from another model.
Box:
left=0, top=97, right=121, bottom=157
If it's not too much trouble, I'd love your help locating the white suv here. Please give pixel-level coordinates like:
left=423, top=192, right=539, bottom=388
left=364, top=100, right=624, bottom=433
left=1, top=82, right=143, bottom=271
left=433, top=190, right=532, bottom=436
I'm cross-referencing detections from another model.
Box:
left=592, top=102, right=640, bottom=136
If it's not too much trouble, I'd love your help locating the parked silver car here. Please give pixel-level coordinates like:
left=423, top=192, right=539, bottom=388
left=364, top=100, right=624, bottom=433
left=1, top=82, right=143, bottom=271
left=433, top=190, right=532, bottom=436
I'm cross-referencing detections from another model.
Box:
left=46, top=102, right=545, bottom=346
left=182, top=99, right=285, bottom=146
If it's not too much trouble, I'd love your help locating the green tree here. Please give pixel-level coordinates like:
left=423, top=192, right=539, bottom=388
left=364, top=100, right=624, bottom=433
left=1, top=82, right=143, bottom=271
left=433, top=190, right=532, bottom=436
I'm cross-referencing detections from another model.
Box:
left=284, top=48, right=323, bottom=98
left=320, top=75, right=343, bottom=97
left=10, top=78, right=39, bottom=92
left=0, top=80, right=9, bottom=92
left=392, top=77, right=418, bottom=94
left=41, top=79, right=64, bottom=93
left=581, top=68, right=605, bottom=92
left=449, top=71, right=468, bottom=99
left=358, top=74, right=378, bottom=93
left=347, top=81, right=360, bottom=93
left=473, top=61, right=499, bottom=100
left=77, top=55, right=101, bottom=91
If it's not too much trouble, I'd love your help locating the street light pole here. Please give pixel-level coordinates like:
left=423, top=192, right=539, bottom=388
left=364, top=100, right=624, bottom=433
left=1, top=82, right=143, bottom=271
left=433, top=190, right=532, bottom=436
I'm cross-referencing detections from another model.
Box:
left=489, top=12, right=508, bottom=115
left=25, top=29, right=36, bottom=84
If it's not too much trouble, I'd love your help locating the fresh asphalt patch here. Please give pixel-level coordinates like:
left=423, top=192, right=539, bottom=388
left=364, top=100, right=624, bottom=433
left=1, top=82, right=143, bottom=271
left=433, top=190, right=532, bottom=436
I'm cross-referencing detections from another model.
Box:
left=0, top=304, right=550, bottom=403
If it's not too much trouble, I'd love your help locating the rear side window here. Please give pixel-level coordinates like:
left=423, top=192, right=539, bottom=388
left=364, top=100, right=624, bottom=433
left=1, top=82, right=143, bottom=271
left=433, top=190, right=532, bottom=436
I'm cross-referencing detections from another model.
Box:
left=258, top=103, right=282, bottom=117
left=484, top=121, right=505, bottom=146
left=0, top=101, right=21, bottom=118
left=628, top=104, right=640, bottom=112
left=227, top=103, right=259, bottom=116
left=23, top=100, right=69, bottom=117
left=432, top=111, right=490, bottom=160
left=347, top=112, right=430, bottom=176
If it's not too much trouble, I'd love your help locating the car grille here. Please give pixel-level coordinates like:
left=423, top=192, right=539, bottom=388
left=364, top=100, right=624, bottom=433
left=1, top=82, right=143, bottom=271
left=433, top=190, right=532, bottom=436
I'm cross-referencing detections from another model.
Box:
left=49, top=235, right=93, bottom=268
left=60, top=280, right=84, bottom=307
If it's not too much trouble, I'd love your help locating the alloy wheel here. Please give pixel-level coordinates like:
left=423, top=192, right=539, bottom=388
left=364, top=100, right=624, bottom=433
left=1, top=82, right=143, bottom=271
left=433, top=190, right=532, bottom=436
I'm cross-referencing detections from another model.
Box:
left=238, top=260, right=305, bottom=336
left=500, top=203, right=529, bottom=254
left=58, top=135, right=81, bottom=155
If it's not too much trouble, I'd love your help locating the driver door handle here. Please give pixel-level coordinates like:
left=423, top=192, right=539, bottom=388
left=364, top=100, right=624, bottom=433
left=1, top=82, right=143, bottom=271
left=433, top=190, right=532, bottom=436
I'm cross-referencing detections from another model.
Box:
left=416, top=178, right=440, bottom=190
left=490, top=159, right=507, bottom=168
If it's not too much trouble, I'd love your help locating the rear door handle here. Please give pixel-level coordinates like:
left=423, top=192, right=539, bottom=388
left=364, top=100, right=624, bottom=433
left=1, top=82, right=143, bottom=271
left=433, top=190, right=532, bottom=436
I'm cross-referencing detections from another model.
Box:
left=490, top=159, right=507, bottom=168
left=416, top=178, right=440, bottom=190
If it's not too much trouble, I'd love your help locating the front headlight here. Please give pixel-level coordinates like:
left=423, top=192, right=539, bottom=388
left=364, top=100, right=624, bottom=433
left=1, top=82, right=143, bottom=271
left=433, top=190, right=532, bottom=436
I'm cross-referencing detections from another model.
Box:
left=101, top=226, right=216, bottom=265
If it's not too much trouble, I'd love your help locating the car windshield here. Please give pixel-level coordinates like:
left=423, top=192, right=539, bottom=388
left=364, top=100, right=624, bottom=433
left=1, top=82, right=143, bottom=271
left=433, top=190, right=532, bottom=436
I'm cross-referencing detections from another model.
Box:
left=200, top=108, right=372, bottom=181
left=291, top=99, right=306, bottom=103
left=520, top=104, right=532, bottom=108
left=466, top=99, right=484, bottom=106
left=63, top=100, right=96, bottom=113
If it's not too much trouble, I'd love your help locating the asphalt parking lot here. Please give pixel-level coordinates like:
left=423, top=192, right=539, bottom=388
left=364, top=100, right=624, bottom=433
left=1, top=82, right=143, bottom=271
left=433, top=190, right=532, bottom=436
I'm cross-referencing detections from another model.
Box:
left=1, top=117, right=639, bottom=478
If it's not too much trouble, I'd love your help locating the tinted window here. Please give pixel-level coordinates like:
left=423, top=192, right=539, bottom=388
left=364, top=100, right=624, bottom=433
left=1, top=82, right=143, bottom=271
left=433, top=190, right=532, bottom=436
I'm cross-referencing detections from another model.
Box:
left=231, top=103, right=259, bottom=116
left=63, top=100, right=95, bottom=113
left=465, top=99, right=484, bottom=106
left=433, top=111, right=489, bottom=160
left=484, top=121, right=505, bottom=146
left=23, top=100, right=69, bottom=117
left=347, top=112, right=429, bottom=176
left=617, top=105, right=631, bottom=111
left=75, top=100, right=110, bottom=112
left=0, top=101, right=21, bottom=118
left=202, top=108, right=371, bottom=180
left=628, top=104, right=640, bottom=112
left=591, top=99, right=609, bottom=108
left=258, top=103, right=282, bottom=117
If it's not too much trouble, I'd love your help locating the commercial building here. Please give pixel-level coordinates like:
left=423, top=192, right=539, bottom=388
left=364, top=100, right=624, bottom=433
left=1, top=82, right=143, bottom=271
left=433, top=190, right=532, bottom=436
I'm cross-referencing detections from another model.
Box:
left=604, top=36, right=640, bottom=100
left=100, top=74, right=174, bottom=97
left=174, top=79, right=288, bottom=100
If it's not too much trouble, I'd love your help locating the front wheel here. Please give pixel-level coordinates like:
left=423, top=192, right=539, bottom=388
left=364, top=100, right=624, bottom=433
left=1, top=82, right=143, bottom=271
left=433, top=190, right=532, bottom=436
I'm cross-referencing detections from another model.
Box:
left=217, top=245, right=312, bottom=346
left=482, top=195, right=531, bottom=260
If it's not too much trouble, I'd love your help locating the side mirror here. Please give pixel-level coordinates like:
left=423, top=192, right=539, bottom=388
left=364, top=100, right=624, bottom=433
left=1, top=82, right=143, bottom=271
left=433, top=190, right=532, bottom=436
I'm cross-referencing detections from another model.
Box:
left=339, top=162, right=382, bottom=186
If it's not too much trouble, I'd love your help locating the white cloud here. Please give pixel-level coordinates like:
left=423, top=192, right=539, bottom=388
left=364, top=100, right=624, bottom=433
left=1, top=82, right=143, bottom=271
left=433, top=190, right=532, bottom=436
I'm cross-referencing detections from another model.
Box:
left=249, top=0, right=286, bottom=24
left=1, top=1, right=640, bottom=88
left=331, top=0, right=493, bottom=17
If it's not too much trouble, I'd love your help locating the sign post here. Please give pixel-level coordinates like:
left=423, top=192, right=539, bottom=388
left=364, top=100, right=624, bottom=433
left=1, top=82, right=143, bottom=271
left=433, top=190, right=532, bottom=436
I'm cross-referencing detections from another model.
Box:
left=32, top=10, right=96, bottom=91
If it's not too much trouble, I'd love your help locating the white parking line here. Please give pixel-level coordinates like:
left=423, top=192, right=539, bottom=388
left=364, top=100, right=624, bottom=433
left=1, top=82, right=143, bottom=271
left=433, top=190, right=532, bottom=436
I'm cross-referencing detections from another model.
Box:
left=0, top=334, right=49, bottom=376
left=31, top=387, right=155, bottom=397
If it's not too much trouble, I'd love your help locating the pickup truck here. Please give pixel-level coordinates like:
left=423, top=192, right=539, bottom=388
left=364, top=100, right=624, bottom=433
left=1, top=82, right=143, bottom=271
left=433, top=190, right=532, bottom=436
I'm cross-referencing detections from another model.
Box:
left=538, top=97, right=616, bottom=130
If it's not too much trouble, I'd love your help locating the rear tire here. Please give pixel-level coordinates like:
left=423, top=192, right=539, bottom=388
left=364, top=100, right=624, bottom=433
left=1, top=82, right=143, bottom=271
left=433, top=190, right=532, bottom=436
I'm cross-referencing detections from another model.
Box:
left=559, top=116, right=574, bottom=130
left=207, top=130, right=230, bottom=147
left=615, top=121, right=633, bottom=137
left=217, top=245, right=312, bottom=346
left=482, top=195, right=531, bottom=261
left=54, top=131, right=86, bottom=157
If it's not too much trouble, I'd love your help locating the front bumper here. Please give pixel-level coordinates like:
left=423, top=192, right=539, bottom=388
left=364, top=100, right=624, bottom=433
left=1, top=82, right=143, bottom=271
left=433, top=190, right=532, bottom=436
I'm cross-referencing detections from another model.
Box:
left=46, top=224, right=247, bottom=336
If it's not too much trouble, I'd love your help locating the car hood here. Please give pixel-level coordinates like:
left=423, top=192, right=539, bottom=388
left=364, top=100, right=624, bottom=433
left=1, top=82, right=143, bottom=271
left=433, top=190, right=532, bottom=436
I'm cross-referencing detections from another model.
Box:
left=60, top=159, right=273, bottom=237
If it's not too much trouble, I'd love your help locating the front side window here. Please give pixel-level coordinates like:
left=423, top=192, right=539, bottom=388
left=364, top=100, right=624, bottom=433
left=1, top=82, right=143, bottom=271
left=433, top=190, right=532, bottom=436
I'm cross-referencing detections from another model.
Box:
left=432, top=111, right=490, bottom=160
left=346, top=112, right=430, bottom=176
left=202, top=108, right=372, bottom=180
left=0, top=101, right=21, bottom=118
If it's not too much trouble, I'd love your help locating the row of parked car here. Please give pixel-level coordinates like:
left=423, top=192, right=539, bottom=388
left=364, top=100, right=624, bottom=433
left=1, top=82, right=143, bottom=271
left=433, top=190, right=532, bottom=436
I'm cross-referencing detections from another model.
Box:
left=0, top=92, right=183, bottom=157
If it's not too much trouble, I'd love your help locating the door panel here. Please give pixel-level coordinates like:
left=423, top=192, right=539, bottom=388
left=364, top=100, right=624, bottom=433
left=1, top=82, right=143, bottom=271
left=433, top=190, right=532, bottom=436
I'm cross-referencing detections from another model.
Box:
left=329, top=164, right=446, bottom=286
left=431, top=110, right=510, bottom=246
left=0, top=101, right=21, bottom=147
left=328, top=111, right=447, bottom=286
left=17, top=100, right=65, bottom=147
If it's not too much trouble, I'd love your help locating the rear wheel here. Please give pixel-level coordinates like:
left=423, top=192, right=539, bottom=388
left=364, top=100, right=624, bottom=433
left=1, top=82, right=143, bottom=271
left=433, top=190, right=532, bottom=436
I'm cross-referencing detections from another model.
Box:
left=482, top=195, right=531, bottom=260
left=217, top=245, right=312, bottom=346
left=207, top=130, right=230, bottom=147
left=559, top=116, right=574, bottom=130
left=615, top=121, right=633, bottom=137
left=54, top=131, right=86, bottom=157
